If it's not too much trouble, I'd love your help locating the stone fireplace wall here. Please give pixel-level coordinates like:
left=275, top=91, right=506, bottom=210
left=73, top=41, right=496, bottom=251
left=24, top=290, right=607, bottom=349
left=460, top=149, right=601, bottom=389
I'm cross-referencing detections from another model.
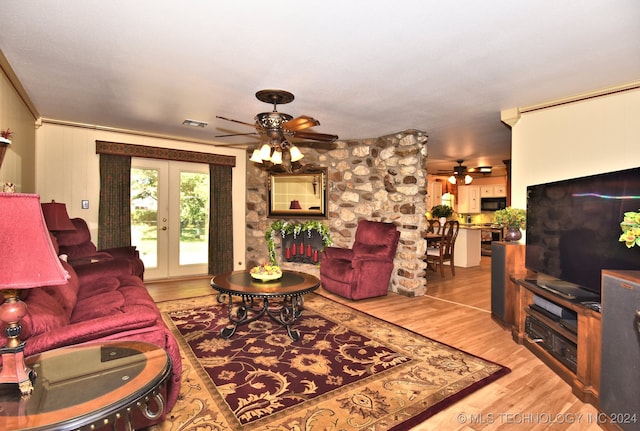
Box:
left=245, top=129, right=429, bottom=296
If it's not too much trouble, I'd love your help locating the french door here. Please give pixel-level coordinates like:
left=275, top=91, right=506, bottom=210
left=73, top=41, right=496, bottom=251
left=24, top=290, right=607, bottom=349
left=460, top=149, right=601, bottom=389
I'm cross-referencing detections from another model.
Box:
left=131, top=158, right=210, bottom=279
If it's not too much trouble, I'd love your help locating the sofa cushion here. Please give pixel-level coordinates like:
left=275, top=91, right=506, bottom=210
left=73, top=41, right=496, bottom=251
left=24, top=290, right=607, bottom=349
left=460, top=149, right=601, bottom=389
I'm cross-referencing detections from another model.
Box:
left=41, top=260, right=79, bottom=320
left=19, top=288, right=69, bottom=339
left=72, top=290, right=126, bottom=322
left=76, top=275, right=122, bottom=300
left=56, top=218, right=99, bottom=259
left=56, top=218, right=93, bottom=247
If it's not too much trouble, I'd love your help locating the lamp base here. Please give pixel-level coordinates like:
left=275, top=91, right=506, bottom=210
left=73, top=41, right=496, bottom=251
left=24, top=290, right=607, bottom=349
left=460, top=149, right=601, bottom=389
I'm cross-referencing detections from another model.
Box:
left=0, top=342, right=35, bottom=395
left=0, top=290, right=35, bottom=396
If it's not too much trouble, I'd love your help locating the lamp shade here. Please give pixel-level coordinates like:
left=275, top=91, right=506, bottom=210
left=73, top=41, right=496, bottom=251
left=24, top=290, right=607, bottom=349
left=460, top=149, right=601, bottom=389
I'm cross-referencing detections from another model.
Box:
left=270, top=150, right=283, bottom=165
left=258, top=143, right=272, bottom=161
left=41, top=200, right=76, bottom=231
left=289, top=145, right=304, bottom=162
left=0, top=193, right=68, bottom=289
left=249, top=149, right=263, bottom=163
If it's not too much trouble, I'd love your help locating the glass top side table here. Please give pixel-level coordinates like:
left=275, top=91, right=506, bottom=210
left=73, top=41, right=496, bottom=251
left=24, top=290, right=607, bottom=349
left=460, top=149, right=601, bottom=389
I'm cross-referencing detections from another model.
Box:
left=0, top=340, right=171, bottom=431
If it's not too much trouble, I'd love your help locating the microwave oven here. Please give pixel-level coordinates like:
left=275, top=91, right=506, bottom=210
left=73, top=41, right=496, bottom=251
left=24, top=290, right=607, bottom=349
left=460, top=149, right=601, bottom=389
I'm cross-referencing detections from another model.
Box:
left=480, top=197, right=507, bottom=211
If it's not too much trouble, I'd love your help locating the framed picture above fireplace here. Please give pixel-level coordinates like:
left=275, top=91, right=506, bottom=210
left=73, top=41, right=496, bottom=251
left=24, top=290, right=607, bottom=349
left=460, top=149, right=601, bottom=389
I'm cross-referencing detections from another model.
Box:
left=268, top=169, right=327, bottom=218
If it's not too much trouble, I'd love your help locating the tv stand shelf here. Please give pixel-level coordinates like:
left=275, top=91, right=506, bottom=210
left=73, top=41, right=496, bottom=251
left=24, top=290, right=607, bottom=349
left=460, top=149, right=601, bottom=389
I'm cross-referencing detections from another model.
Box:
left=513, top=277, right=601, bottom=406
left=524, top=306, right=577, bottom=344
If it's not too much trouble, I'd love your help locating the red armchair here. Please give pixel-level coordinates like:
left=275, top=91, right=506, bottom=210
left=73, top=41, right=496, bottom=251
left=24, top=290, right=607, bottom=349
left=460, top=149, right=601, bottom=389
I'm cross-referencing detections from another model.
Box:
left=55, top=218, right=145, bottom=279
left=320, top=220, right=400, bottom=300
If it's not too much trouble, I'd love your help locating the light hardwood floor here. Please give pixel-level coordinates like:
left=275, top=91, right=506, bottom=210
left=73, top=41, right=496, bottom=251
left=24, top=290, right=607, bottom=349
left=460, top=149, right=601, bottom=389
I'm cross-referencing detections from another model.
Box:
left=146, top=257, right=604, bottom=430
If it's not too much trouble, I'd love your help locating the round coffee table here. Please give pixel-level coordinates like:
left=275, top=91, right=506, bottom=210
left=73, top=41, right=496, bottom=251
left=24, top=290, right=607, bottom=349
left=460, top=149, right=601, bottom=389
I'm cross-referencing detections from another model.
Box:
left=0, top=340, right=171, bottom=431
left=211, top=270, right=320, bottom=341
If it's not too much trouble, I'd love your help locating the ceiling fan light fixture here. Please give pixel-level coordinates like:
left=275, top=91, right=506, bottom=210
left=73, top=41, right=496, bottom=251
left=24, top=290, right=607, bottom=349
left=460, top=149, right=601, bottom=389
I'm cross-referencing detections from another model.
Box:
left=447, top=160, right=473, bottom=184
left=448, top=174, right=473, bottom=184
left=256, top=112, right=293, bottom=130
left=289, top=145, right=304, bottom=162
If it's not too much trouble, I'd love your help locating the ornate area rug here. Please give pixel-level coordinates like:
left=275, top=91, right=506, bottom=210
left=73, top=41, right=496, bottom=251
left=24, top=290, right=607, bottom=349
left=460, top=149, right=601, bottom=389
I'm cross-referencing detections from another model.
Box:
left=154, top=294, right=509, bottom=431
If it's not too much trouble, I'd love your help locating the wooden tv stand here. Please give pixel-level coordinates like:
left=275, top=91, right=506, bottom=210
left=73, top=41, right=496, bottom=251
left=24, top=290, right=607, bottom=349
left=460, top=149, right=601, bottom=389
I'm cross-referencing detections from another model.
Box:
left=512, top=277, right=601, bottom=406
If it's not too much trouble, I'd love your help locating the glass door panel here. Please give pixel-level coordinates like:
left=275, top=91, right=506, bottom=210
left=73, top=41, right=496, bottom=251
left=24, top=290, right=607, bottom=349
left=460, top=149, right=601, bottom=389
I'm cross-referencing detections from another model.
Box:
left=178, top=171, right=209, bottom=265
left=131, top=159, right=209, bottom=279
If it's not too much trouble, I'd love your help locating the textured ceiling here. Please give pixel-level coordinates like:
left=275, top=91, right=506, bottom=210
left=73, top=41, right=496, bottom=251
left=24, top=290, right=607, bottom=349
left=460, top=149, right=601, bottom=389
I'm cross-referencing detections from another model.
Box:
left=1, top=1, right=639, bottom=176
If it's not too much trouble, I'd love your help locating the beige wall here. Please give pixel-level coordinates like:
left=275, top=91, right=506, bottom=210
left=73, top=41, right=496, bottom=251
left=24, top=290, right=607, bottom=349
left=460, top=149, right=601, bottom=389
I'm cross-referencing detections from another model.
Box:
left=35, top=122, right=248, bottom=269
left=0, top=64, right=37, bottom=192
left=509, top=86, right=640, bottom=210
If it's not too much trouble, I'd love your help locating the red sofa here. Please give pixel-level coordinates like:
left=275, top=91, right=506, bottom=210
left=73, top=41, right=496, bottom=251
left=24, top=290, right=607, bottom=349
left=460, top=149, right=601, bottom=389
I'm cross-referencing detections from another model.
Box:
left=55, top=218, right=145, bottom=279
left=0, top=256, right=182, bottom=427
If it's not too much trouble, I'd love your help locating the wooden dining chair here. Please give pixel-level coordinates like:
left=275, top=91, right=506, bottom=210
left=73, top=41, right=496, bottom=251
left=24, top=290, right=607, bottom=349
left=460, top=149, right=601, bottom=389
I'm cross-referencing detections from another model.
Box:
left=426, top=219, right=442, bottom=234
left=425, top=220, right=460, bottom=277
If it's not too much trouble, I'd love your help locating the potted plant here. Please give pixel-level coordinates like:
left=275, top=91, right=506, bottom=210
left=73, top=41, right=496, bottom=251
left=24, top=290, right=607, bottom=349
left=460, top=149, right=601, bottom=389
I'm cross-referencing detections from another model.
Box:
left=494, top=207, right=526, bottom=241
left=430, top=204, right=454, bottom=224
left=0, top=128, right=12, bottom=170
left=0, top=128, right=12, bottom=144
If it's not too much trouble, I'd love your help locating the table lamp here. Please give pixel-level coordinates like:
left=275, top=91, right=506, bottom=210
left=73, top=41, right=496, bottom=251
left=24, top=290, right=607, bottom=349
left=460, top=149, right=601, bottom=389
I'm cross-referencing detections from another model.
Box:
left=0, top=193, right=68, bottom=395
left=41, top=200, right=76, bottom=233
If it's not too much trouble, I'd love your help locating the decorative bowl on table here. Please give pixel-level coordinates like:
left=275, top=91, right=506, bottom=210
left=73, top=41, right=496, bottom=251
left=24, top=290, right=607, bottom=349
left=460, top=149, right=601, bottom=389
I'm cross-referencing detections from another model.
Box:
left=250, top=264, right=283, bottom=281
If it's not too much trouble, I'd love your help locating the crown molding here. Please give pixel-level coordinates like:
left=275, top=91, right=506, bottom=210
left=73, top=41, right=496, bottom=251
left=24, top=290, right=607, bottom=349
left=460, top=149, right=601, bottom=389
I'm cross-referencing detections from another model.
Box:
left=501, top=80, right=640, bottom=127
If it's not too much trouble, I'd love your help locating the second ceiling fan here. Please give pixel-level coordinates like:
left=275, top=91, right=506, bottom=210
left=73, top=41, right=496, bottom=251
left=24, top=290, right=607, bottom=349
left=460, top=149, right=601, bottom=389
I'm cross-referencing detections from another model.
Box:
left=437, top=160, right=492, bottom=184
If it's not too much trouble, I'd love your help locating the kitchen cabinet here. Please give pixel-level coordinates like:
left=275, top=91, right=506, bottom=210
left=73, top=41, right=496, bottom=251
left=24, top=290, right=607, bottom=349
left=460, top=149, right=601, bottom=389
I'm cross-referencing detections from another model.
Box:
left=480, top=184, right=507, bottom=197
left=426, top=181, right=442, bottom=212
left=457, top=185, right=480, bottom=213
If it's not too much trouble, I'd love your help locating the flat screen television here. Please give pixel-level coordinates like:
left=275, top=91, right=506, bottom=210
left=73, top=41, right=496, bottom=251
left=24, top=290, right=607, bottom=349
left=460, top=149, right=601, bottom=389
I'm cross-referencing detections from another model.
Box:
left=525, top=167, right=640, bottom=299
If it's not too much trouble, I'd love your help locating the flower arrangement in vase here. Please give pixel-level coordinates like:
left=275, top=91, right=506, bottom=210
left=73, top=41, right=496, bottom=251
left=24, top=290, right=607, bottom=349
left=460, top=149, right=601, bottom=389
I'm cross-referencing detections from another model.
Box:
left=265, top=220, right=333, bottom=265
left=494, top=207, right=526, bottom=241
left=619, top=210, right=640, bottom=248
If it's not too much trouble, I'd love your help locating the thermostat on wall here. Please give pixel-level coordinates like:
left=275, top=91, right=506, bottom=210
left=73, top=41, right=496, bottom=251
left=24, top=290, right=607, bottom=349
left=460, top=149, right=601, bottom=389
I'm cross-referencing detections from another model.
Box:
left=81, top=200, right=89, bottom=209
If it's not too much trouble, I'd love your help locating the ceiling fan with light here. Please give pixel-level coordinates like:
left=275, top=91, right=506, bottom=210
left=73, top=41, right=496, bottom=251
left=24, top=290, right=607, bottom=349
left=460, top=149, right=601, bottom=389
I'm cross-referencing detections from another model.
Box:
left=215, top=89, right=338, bottom=166
left=437, top=160, right=492, bottom=184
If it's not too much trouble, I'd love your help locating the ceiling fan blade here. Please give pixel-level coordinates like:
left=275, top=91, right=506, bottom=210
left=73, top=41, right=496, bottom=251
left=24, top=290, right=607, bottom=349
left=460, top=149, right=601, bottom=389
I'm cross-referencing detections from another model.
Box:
left=283, top=115, right=321, bottom=131
left=291, top=130, right=338, bottom=142
left=214, top=132, right=259, bottom=138
left=212, top=142, right=254, bottom=147
left=216, top=115, right=257, bottom=128
left=467, top=166, right=493, bottom=174
left=292, top=140, right=336, bottom=150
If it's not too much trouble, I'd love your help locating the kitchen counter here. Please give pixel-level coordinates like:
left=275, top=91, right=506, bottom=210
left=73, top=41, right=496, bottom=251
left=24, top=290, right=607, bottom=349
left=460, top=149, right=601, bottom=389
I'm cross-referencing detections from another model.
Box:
left=454, top=227, right=482, bottom=267
left=459, top=223, right=502, bottom=229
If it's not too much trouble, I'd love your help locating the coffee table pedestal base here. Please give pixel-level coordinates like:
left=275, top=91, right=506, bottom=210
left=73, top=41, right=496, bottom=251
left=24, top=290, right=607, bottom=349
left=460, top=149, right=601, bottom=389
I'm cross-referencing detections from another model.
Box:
left=217, top=293, right=305, bottom=341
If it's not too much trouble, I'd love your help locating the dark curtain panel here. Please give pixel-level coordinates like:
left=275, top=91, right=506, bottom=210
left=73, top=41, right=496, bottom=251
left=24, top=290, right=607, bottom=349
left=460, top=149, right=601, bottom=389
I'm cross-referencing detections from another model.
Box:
left=209, top=164, right=234, bottom=275
left=98, top=154, right=132, bottom=249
